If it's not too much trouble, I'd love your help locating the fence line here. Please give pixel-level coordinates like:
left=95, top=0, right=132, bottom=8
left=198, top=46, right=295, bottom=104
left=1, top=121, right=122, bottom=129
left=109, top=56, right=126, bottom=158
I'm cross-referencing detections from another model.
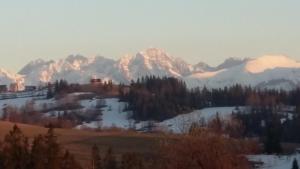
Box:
left=0, top=89, right=47, bottom=100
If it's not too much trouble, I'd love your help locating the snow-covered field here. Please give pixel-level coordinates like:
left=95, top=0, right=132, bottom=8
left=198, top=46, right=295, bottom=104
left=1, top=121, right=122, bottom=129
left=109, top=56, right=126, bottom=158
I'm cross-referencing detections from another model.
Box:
left=248, top=154, right=300, bottom=169
left=77, top=100, right=243, bottom=133
left=76, top=98, right=131, bottom=129
left=158, top=107, right=243, bottom=133
left=0, top=93, right=244, bottom=133
left=0, top=96, right=55, bottom=117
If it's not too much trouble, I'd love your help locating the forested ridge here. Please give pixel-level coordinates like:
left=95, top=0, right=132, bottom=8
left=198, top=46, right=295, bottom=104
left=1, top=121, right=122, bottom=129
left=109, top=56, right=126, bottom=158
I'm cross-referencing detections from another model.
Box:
left=120, top=76, right=300, bottom=121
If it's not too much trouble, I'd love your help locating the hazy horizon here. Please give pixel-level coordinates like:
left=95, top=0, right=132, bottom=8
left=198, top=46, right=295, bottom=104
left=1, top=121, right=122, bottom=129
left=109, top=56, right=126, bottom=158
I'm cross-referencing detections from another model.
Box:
left=1, top=0, right=300, bottom=72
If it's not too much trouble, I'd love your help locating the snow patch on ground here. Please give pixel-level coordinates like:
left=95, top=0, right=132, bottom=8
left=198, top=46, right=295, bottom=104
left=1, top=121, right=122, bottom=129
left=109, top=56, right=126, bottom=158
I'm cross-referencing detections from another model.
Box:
left=158, top=107, right=243, bottom=133
left=0, top=94, right=245, bottom=134
left=248, top=154, right=300, bottom=169
left=0, top=97, right=55, bottom=117
left=76, top=98, right=131, bottom=129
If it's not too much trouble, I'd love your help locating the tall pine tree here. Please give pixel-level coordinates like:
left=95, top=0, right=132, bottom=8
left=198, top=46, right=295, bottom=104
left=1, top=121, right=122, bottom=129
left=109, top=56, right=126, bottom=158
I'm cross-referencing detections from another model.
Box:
left=292, top=159, right=299, bottom=169
left=44, top=127, right=61, bottom=169
left=2, top=125, right=30, bottom=169
left=30, top=135, right=47, bottom=169
left=91, top=145, right=103, bottom=169
left=103, top=147, right=117, bottom=169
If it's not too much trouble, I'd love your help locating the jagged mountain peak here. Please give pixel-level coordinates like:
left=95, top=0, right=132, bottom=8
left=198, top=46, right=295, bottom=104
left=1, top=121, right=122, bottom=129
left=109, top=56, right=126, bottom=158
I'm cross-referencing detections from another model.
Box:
left=216, top=57, right=249, bottom=70
left=135, top=48, right=189, bottom=66
left=19, top=58, right=55, bottom=75
left=193, top=62, right=214, bottom=73
left=138, top=48, right=170, bottom=59
left=0, top=68, right=13, bottom=75
left=133, top=48, right=180, bottom=67
left=29, top=58, right=47, bottom=65
left=0, top=68, right=24, bottom=87
left=117, top=48, right=192, bottom=80
left=65, top=54, right=88, bottom=63
left=18, top=54, right=118, bottom=85
left=139, top=47, right=165, bottom=55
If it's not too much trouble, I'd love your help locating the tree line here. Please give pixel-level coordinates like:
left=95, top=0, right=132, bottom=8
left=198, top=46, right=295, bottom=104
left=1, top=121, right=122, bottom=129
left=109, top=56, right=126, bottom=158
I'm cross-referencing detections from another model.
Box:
left=120, top=76, right=300, bottom=121
left=47, top=79, right=116, bottom=99
left=233, top=103, right=300, bottom=154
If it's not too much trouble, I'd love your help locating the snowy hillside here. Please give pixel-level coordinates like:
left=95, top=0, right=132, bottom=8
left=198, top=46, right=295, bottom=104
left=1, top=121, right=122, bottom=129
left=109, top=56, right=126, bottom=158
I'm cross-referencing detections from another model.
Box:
left=248, top=154, right=300, bottom=169
left=76, top=98, right=244, bottom=133
left=0, top=91, right=242, bottom=132
left=0, top=96, right=55, bottom=118
left=77, top=98, right=132, bottom=129
left=158, top=107, right=244, bottom=133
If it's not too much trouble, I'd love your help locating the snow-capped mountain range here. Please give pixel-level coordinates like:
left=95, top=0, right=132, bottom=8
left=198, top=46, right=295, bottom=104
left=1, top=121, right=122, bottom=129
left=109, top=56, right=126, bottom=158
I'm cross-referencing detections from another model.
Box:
left=1, top=48, right=300, bottom=90
left=0, top=68, right=24, bottom=87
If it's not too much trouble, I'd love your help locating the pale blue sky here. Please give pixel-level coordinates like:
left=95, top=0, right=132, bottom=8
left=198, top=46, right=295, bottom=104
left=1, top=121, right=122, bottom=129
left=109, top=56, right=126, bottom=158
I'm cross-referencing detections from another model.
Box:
left=0, top=0, right=300, bottom=72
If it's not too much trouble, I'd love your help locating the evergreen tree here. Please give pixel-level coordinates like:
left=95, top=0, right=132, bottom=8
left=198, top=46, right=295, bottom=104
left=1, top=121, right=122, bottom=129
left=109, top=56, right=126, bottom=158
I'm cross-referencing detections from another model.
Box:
left=103, top=147, right=117, bottom=169
left=2, top=125, right=29, bottom=169
left=121, top=153, right=144, bottom=169
left=292, top=158, right=299, bottom=169
left=44, top=127, right=61, bottom=169
left=264, top=118, right=282, bottom=154
left=0, top=143, right=4, bottom=169
left=91, top=145, right=103, bottom=169
left=54, top=80, right=59, bottom=94
left=208, top=112, right=224, bottom=134
left=30, top=135, right=47, bottom=169
left=47, top=83, right=54, bottom=99
left=60, top=150, right=82, bottom=169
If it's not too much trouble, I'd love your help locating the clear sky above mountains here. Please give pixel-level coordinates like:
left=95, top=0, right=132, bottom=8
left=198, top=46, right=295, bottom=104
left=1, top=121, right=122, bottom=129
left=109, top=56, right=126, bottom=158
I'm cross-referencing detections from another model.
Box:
left=0, top=0, right=299, bottom=72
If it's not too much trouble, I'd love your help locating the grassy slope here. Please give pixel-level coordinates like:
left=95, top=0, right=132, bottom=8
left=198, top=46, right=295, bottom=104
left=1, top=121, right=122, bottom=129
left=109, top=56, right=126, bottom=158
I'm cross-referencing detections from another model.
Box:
left=0, top=121, right=161, bottom=165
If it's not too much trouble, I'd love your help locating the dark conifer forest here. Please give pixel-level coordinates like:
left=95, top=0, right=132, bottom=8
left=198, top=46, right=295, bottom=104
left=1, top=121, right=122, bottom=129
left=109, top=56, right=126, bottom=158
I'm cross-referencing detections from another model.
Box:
left=120, top=76, right=300, bottom=121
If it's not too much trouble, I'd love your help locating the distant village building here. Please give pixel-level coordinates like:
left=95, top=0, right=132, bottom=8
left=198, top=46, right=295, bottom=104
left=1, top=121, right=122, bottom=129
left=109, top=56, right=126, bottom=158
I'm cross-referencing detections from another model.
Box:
left=0, top=85, right=7, bottom=93
left=90, top=78, right=102, bottom=85
left=25, top=86, right=37, bottom=91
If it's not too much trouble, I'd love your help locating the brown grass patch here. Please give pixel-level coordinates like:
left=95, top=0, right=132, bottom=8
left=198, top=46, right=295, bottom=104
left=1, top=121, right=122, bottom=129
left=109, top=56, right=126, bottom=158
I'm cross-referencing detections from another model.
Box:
left=0, top=121, right=161, bottom=165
